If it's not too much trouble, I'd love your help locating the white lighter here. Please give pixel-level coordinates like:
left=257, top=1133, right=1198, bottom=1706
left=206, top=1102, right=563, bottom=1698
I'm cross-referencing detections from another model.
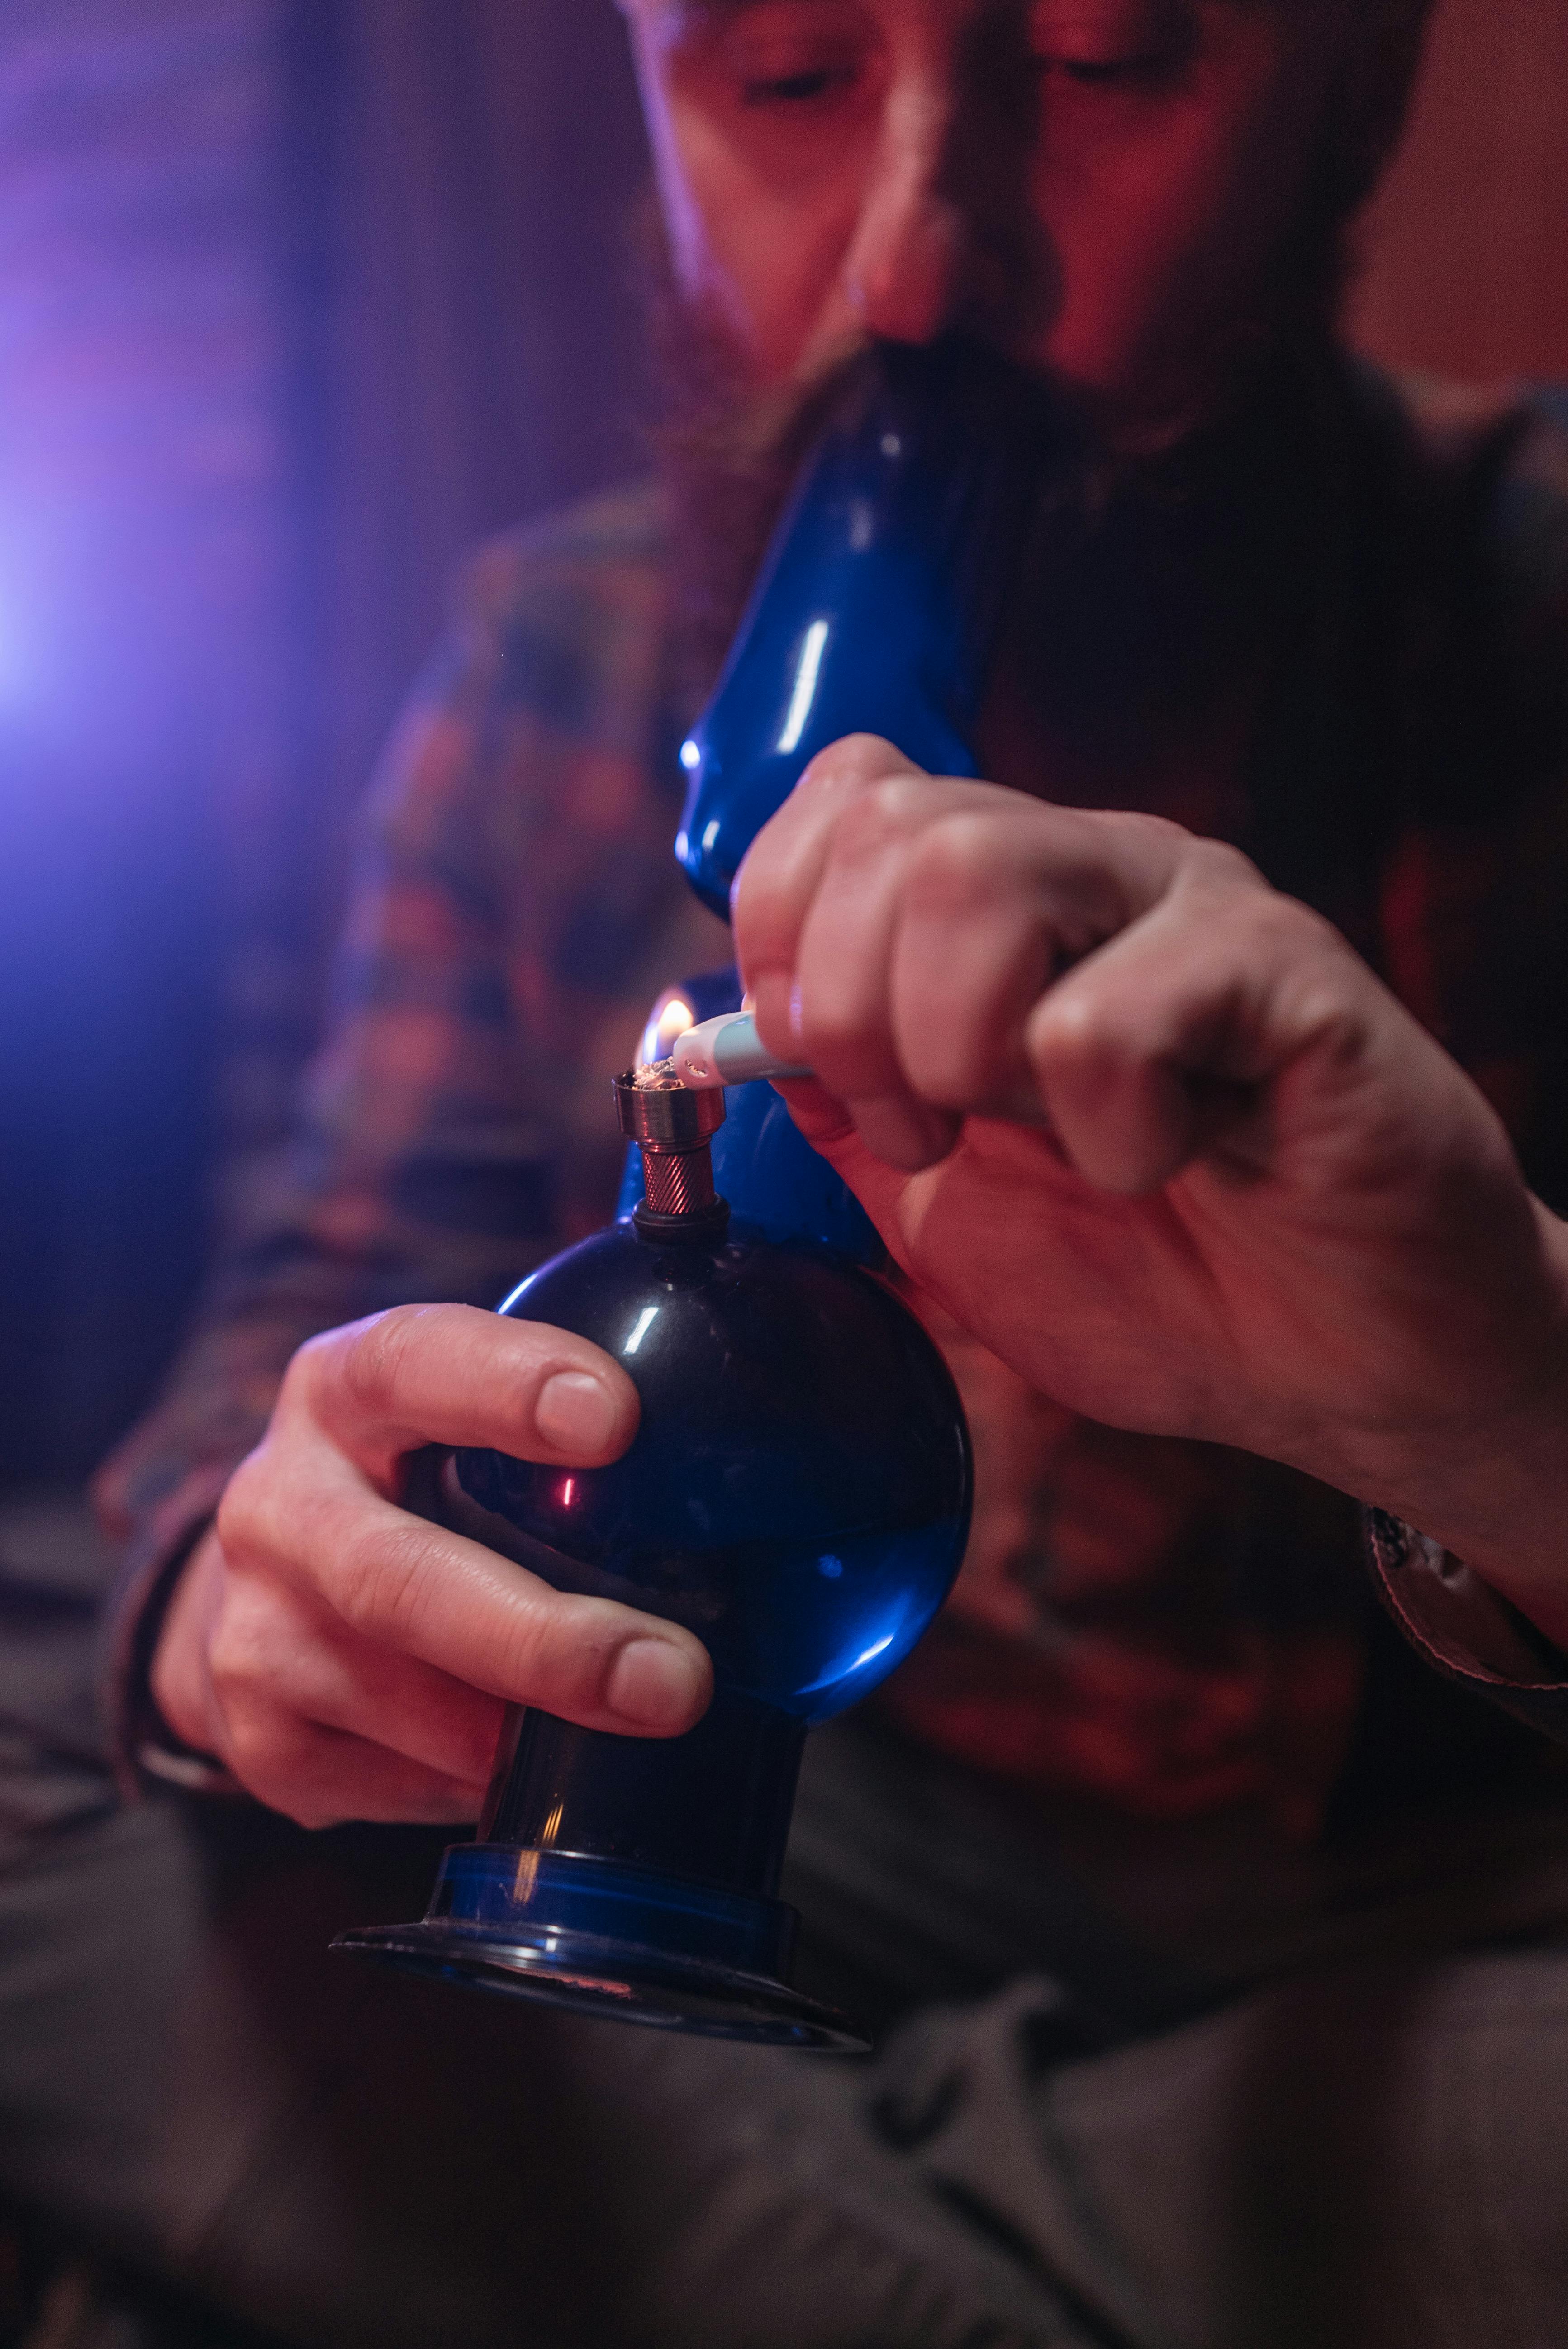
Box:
left=670, top=1011, right=811, bottom=1090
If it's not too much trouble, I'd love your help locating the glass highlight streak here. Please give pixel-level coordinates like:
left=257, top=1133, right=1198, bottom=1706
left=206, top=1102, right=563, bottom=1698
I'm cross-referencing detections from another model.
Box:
left=775, top=618, right=829, bottom=755
left=622, top=1304, right=660, bottom=1355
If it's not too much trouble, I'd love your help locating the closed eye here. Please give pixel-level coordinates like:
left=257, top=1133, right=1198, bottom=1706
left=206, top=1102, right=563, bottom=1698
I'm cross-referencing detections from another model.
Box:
left=1026, top=1, right=1190, bottom=87
left=742, top=64, right=857, bottom=102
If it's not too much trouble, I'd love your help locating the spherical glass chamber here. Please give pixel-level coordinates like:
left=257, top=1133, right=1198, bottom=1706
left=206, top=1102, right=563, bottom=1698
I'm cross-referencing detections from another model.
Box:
left=440, top=1215, right=972, bottom=1723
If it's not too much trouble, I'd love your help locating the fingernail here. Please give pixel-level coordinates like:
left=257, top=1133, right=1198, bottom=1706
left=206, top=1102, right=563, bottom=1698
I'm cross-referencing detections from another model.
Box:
left=607, top=1638, right=707, bottom=1730
left=536, top=1371, right=619, bottom=1455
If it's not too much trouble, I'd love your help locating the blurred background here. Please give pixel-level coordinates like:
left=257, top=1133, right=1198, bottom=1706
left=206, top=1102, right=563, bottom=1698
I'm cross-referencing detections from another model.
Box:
left=0, top=0, right=1565, bottom=1507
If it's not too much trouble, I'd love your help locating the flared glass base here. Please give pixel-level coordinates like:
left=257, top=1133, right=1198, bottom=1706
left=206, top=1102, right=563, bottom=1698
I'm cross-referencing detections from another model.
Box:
left=333, top=1843, right=866, bottom=2051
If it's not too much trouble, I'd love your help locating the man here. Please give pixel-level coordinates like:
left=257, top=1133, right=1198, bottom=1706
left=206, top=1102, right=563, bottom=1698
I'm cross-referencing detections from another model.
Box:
left=7, top=1, right=1568, bottom=2342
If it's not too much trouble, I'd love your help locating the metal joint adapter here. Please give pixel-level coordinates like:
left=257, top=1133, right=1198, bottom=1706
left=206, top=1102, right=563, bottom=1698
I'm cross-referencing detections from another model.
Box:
left=614, top=1064, right=727, bottom=1225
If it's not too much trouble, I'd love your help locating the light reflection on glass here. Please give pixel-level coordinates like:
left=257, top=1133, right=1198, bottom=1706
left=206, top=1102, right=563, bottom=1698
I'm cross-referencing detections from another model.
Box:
left=796, top=1619, right=905, bottom=1701
left=623, top=1304, right=660, bottom=1355
left=775, top=618, right=829, bottom=755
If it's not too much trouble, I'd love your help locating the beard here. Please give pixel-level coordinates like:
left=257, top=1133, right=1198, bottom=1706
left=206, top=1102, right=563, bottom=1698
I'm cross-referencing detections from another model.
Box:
left=643, top=257, right=1321, bottom=787
left=643, top=263, right=874, bottom=714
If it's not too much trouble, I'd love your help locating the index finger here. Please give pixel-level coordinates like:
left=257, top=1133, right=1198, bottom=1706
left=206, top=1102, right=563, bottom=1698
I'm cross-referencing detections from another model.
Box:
left=734, top=733, right=926, bottom=1058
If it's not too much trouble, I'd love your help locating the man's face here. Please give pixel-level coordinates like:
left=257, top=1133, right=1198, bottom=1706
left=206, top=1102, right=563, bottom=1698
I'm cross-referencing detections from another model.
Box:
left=622, top=0, right=1356, bottom=447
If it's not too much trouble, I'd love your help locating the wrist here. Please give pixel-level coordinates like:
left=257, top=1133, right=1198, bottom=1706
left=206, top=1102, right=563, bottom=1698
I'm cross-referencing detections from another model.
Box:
left=1368, top=1203, right=1568, bottom=1648
left=99, top=1465, right=245, bottom=1802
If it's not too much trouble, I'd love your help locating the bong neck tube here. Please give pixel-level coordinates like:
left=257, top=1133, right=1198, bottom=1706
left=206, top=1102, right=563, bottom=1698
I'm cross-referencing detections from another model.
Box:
left=675, top=337, right=1056, bottom=918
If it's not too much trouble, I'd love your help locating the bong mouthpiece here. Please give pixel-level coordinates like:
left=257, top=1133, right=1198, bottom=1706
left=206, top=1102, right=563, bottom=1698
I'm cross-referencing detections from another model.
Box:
left=614, top=1064, right=727, bottom=1223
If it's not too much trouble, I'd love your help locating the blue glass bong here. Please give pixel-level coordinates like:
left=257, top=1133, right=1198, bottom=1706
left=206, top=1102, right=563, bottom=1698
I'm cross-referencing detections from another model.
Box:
left=336, top=341, right=1053, bottom=2046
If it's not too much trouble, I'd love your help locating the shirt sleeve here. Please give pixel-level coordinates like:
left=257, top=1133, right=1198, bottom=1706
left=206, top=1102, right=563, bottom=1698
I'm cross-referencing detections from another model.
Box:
left=93, top=488, right=723, bottom=1797
left=1366, top=1510, right=1568, bottom=1743
left=93, top=579, right=554, bottom=1790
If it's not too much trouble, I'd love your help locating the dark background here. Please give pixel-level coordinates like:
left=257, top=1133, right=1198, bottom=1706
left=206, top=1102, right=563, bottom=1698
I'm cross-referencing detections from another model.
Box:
left=0, top=0, right=1564, bottom=1500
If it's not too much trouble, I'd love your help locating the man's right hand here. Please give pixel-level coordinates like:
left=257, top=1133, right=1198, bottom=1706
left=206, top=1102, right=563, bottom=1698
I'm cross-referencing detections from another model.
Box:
left=149, top=1304, right=713, bottom=1829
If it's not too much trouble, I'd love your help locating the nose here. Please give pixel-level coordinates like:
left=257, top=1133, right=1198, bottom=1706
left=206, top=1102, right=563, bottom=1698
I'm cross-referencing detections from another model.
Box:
left=841, top=24, right=1035, bottom=357
left=841, top=77, right=969, bottom=346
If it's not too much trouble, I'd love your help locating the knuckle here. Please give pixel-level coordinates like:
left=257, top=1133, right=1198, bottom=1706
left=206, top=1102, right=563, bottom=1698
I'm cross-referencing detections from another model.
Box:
left=216, top=1436, right=328, bottom=1575
left=906, top=804, right=1145, bottom=938
left=903, top=811, right=1011, bottom=912
left=487, top=1588, right=565, bottom=1698
left=214, top=1450, right=275, bottom=1566
left=336, top=1305, right=435, bottom=1417
left=496, top=1590, right=610, bottom=1712
left=1031, top=986, right=1130, bottom=1077
left=286, top=1303, right=456, bottom=1431
left=799, top=732, right=904, bottom=794
left=279, top=1325, right=338, bottom=1413
left=1120, top=807, right=1193, bottom=851
left=1183, top=834, right=1263, bottom=892
left=329, top=1513, right=437, bottom=1647
left=832, top=774, right=928, bottom=862
left=730, top=844, right=771, bottom=922
left=204, top=1588, right=275, bottom=1703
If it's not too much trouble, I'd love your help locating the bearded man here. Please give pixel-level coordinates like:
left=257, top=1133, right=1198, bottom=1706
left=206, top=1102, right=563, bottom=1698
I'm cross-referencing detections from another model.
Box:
left=6, top=3, right=1568, bottom=2344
